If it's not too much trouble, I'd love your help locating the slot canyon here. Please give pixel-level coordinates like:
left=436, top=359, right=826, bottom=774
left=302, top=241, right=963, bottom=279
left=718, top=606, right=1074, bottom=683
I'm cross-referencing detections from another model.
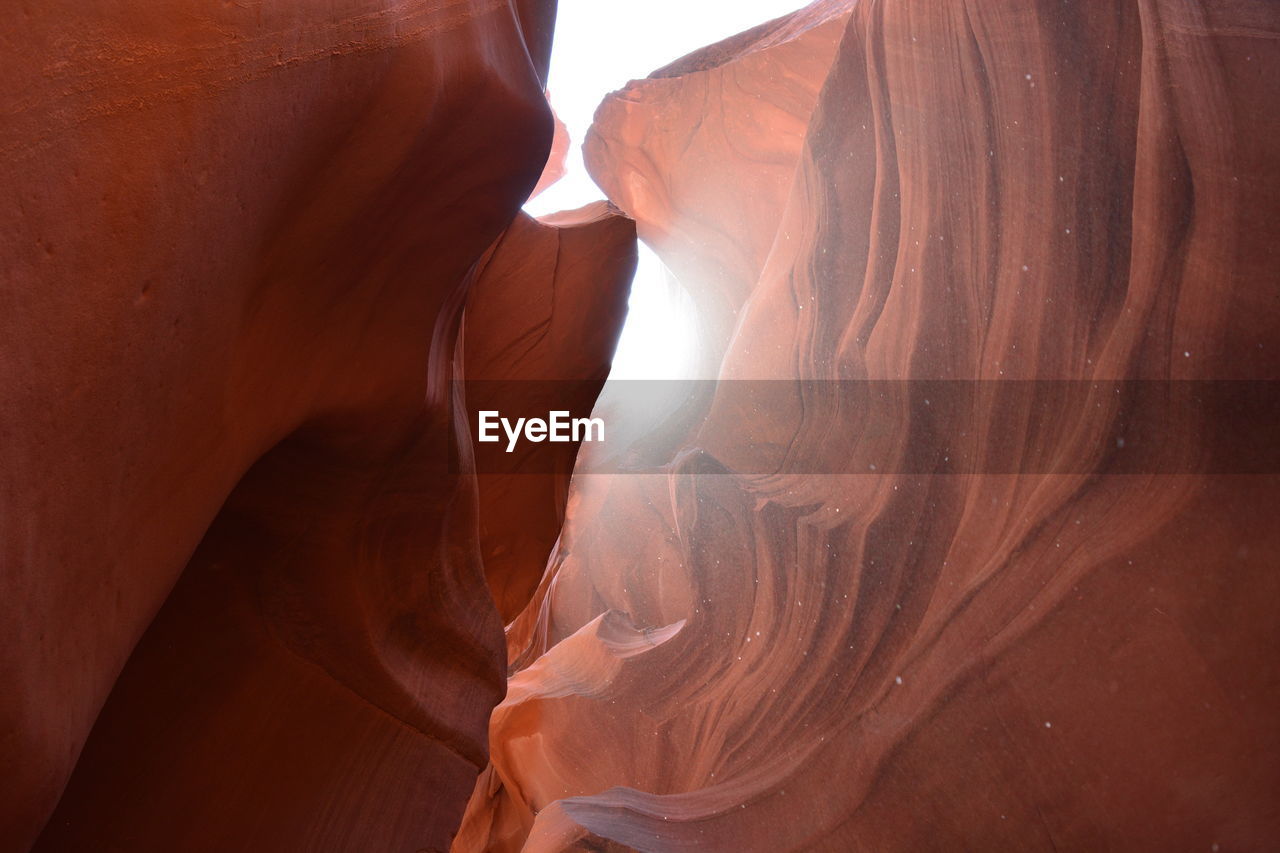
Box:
left=2, top=1, right=1278, bottom=851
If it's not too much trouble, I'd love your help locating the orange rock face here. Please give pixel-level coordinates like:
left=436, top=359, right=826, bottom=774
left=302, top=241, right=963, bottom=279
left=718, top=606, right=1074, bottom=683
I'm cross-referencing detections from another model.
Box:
left=463, top=204, right=636, bottom=622
left=459, top=1, right=1280, bottom=851
left=0, top=1, right=634, bottom=851
left=6, top=0, right=1280, bottom=850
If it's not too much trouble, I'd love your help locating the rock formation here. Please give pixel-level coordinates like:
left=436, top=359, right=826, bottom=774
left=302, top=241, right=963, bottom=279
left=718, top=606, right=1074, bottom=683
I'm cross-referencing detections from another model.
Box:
left=584, top=0, right=854, bottom=377
left=458, top=1, right=1280, bottom=850
left=1, top=1, right=632, bottom=850
left=463, top=204, right=636, bottom=622
left=5, top=0, right=1279, bottom=850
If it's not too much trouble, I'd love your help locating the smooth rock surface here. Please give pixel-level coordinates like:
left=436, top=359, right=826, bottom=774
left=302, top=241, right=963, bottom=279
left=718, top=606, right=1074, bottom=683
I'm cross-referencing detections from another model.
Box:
left=458, top=1, right=1280, bottom=850
left=1, top=0, right=573, bottom=849
left=463, top=203, right=636, bottom=622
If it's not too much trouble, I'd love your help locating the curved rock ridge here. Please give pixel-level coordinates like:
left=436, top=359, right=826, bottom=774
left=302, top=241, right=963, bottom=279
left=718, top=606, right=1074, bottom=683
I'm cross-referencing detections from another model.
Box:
left=463, top=203, right=637, bottom=622
left=583, top=0, right=856, bottom=377
left=1, top=0, right=591, bottom=850
left=529, top=103, right=572, bottom=200
left=458, top=1, right=1280, bottom=850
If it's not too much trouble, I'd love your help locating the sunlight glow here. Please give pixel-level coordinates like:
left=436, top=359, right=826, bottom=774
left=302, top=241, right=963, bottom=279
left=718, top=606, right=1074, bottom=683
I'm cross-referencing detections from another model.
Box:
left=524, top=0, right=805, bottom=381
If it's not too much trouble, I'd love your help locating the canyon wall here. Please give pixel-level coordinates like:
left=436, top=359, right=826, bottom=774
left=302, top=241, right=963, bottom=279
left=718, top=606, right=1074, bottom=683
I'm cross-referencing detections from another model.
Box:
left=459, top=1, right=1280, bottom=850
left=464, top=204, right=636, bottom=621
left=4, top=0, right=1278, bottom=850
left=1, top=1, right=631, bottom=850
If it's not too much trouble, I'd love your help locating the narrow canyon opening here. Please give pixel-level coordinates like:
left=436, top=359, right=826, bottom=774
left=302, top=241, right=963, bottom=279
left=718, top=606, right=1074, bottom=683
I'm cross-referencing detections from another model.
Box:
left=524, top=0, right=808, bottom=382
left=6, top=0, right=1277, bottom=850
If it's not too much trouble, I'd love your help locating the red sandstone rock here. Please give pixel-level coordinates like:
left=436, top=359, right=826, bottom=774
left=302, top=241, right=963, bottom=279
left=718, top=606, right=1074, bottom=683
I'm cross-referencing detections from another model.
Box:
left=1, top=1, right=567, bottom=850
left=458, top=1, right=1280, bottom=850
left=530, top=103, right=572, bottom=200
left=463, top=203, right=636, bottom=622
left=7, top=0, right=1280, bottom=848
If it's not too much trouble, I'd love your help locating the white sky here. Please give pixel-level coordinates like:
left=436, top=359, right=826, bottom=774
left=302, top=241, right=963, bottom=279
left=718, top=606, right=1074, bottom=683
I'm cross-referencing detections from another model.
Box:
left=525, top=0, right=805, bottom=380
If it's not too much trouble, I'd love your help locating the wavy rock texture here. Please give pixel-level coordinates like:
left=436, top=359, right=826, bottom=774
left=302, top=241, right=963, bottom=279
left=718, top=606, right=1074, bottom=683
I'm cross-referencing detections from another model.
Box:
left=459, top=1, right=1280, bottom=851
left=0, top=1, right=616, bottom=850
left=463, top=204, right=636, bottom=621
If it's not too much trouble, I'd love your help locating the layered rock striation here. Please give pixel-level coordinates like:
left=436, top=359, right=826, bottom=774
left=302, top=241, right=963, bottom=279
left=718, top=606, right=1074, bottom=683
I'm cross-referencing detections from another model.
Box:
left=459, top=1, right=1280, bottom=850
